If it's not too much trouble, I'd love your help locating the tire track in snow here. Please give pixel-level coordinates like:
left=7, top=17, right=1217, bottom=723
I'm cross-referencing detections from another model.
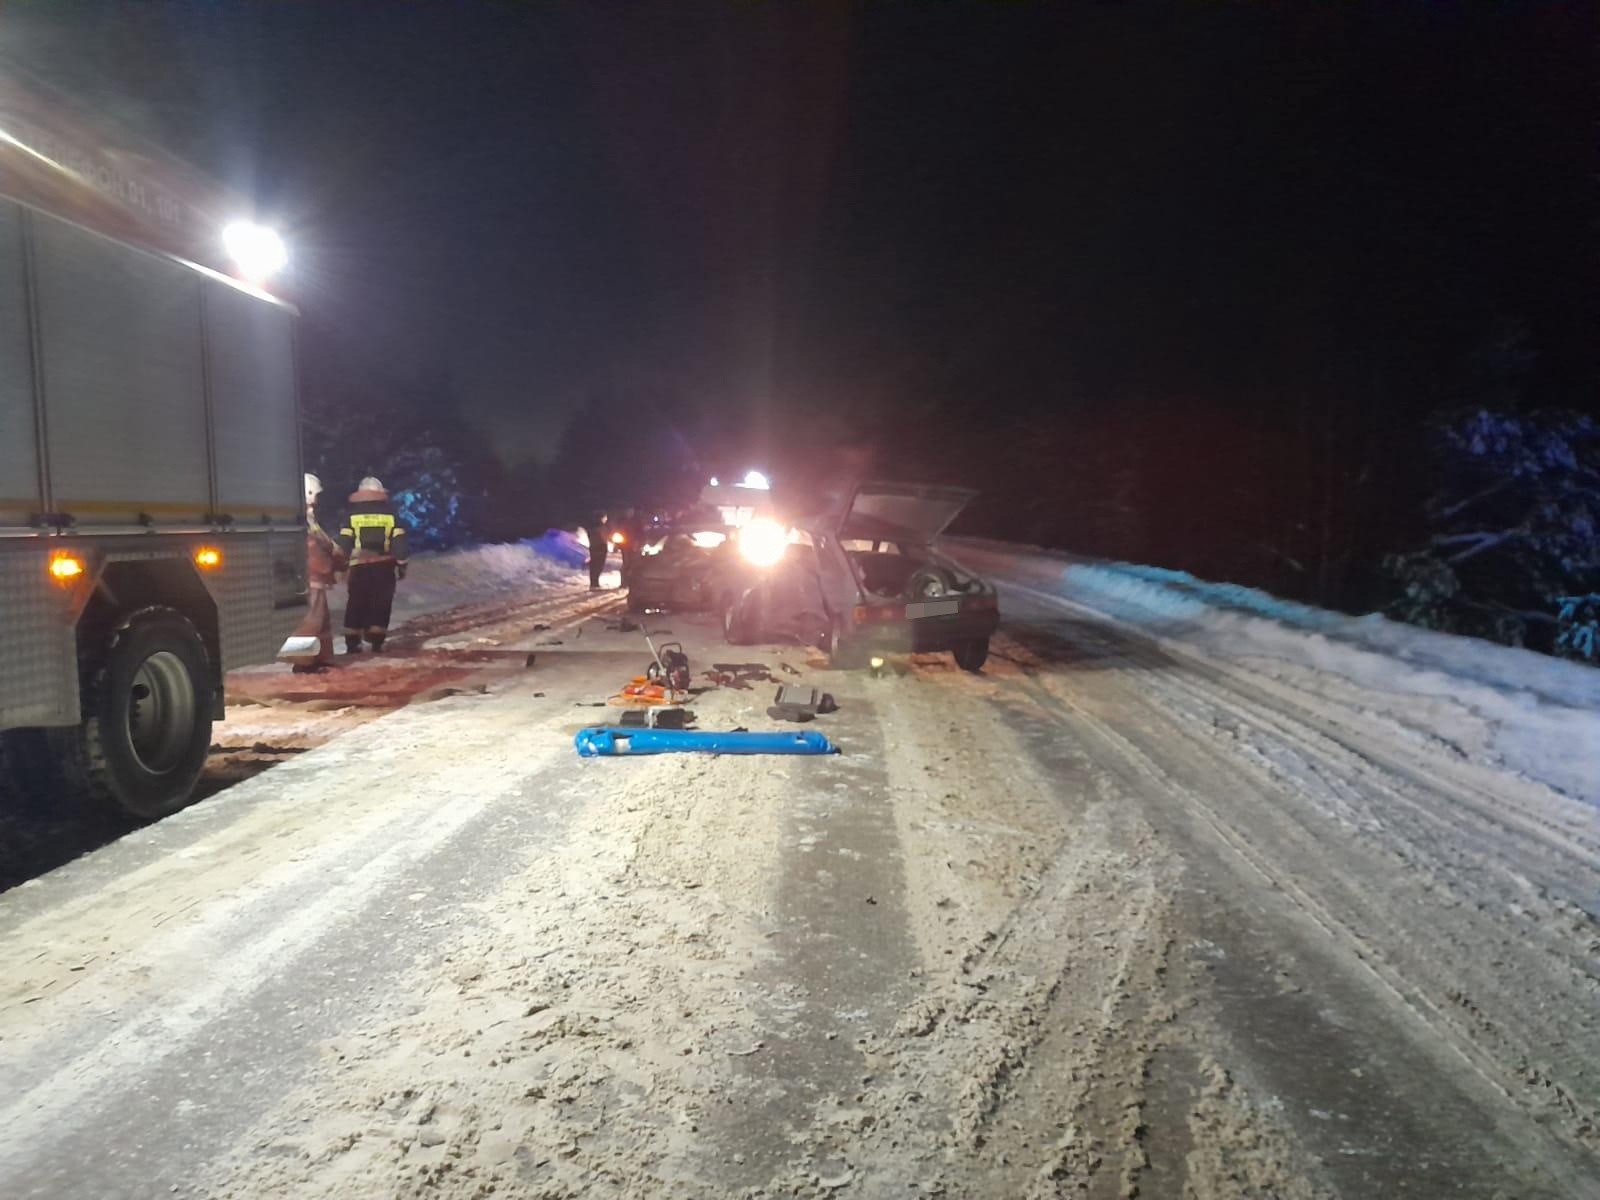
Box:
left=839, top=655, right=1331, bottom=1198
left=992, top=574, right=1599, bottom=877
left=0, top=689, right=579, bottom=1198
left=979, top=586, right=1599, bottom=1194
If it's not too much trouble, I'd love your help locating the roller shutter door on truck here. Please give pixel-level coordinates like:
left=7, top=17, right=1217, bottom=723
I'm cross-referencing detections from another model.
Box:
left=0, top=201, right=40, bottom=529
left=0, top=201, right=78, bottom=726
left=32, top=210, right=212, bottom=527
left=204, top=281, right=300, bottom=525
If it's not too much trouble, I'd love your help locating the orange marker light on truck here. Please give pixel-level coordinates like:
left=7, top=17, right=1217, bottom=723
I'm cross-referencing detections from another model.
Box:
left=48, top=552, right=85, bottom=582
left=194, top=547, right=223, bottom=569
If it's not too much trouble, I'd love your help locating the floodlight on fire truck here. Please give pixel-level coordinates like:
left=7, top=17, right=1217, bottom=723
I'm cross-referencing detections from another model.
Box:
left=222, top=220, right=288, bottom=283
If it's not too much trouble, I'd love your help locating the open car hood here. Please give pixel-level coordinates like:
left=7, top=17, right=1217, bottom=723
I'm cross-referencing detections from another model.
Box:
left=837, top=481, right=977, bottom=543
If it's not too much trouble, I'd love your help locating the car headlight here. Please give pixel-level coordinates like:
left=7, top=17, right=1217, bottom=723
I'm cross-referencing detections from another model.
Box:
left=737, top=518, right=789, bottom=568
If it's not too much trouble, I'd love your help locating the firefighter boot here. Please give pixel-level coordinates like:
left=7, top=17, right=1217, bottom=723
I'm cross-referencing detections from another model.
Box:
left=345, top=636, right=362, bottom=654
left=367, top=632, right=386, bottom=653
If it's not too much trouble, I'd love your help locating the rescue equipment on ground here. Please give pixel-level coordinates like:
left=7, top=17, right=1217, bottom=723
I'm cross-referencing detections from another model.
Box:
left=575, top=727, right=837, bottom=757
left=635, top=626, right=691, bottom=697
left=615, top=707, right=696, bottom=730
left=610, top=680, right=677, bottom=706
left=767, top=686, right=839, bottom=723
left=646, top=642, right=692, bottom=694
left=603, top=626, right=693, bottom=707
left=277, top=634, right=322, bottom=659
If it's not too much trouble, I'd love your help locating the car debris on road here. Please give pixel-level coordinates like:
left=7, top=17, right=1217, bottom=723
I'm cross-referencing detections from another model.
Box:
left=704, top=662, right=779, bottom=689
left=767, top=686, right=839, bottom=723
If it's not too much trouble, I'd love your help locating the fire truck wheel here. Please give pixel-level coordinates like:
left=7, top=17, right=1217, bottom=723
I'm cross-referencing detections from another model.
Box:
left=70, top=607, right=215, bottom=820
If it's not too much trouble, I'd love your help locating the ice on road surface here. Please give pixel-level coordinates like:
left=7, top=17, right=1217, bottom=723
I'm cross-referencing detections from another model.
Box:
left=1, top=542, right=1596, bottom=1199
left=952, top=538, right=1600, bottom=802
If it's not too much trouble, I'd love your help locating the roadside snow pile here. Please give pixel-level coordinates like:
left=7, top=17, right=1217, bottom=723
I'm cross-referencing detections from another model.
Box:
left=952, top=541, right=1600, bottom=802
left=524, top=527, right=589, bottom=569
left=392, top=541, right=582, bottom=619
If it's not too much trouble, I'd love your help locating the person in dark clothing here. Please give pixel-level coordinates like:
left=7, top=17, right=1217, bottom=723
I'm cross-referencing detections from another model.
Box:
left=338, top=476, right=410, bottom=652
left=616, top=506, right=642, bottom=587
left=583, top=511, right=610, bottom=590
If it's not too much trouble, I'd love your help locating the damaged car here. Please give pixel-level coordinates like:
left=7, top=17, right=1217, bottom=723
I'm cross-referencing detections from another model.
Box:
left=720, top=481, right=999, bottom=671
left=624, top=515, right=742, bottom=614
left=624, top=475, right=776, bottom=613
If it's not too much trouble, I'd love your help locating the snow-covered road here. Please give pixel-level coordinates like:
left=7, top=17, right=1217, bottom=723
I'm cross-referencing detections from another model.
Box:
left=1, top=544, right=1595, bottom=1198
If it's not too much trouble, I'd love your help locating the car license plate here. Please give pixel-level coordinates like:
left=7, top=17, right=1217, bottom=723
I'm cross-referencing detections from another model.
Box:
left=907, top=599, right=959, bottom=619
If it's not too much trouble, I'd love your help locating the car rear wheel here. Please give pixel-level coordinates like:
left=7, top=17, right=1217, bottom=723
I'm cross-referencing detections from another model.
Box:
left=953, top=638, right=990, bottom=673
left=826, top=619, right=867, bottom=669
left=723, top=590, right=761, bottom=645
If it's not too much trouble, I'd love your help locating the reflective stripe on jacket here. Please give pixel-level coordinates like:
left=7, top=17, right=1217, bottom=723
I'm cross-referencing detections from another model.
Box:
left=338, top=501, right=409, bottom=565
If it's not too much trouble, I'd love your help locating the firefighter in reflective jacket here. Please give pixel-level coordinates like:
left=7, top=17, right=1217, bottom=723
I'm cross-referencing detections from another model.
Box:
left=338, top=476, right=410, bottom=653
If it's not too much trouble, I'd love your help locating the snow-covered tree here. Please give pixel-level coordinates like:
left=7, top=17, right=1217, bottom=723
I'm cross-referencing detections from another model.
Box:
left=1386, top=409, right=1600, bottom=656
left=382, top=441, right=474, bottom=551
left=300, top=367, right=486, bottom=550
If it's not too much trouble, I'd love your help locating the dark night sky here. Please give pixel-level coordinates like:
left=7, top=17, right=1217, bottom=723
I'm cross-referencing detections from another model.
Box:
left=8, top=1, right=1596, bottom=467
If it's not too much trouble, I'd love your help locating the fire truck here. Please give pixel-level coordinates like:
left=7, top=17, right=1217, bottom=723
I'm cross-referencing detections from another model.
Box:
left=0, top=69, right=305, bottom=818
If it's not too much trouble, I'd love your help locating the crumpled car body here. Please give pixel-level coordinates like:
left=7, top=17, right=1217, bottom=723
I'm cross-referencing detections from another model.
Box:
left=719, top=481, right=1000, bottom=671
left=625, top=519, right=750, bottom=614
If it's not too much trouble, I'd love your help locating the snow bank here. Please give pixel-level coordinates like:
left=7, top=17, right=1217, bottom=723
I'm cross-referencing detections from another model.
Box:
left=391, top=541, right=583, bottom=618
left=524, top=528, right=588, bottom=569
left=953, top=541, right=1600, bottom=802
